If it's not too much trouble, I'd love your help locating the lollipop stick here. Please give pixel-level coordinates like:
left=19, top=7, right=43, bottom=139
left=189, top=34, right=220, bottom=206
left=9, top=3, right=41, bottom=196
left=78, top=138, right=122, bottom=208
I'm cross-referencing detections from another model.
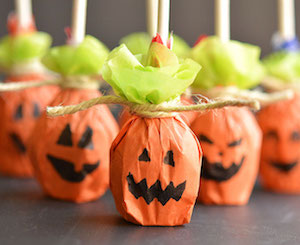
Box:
left=157, top=0, right=170, bottom=45
left=215, top=0, right=230, bottom=42
left=71, top=0, right=87, bottom=45
left=147, top=0, right=158, bottom=38
left=278, top=0, right=295, bottom=40
left=15, top=0, right=32, bottom=28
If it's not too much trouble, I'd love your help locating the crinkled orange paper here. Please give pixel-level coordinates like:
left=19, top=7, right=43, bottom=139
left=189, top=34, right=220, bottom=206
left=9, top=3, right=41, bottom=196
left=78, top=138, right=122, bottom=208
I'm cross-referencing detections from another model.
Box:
left=191, top=107, right=262, bottom=205
left=257, top=94, right=300, bottom=193
left=29, top=89, right=119, bottom=203
left=110, top=115, right=202, bottom=226
left=0, top=74, right=58, bottom=177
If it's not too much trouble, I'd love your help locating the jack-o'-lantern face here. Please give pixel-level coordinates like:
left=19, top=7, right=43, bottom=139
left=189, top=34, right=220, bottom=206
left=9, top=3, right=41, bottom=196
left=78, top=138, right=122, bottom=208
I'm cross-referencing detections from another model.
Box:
left=198, top=134, right=245, bottom=182
left=46, top=124, right=100, bottom=182
left=110, top=116, right=202, bottom=226
left=30, top=89, right=119, bottom=203
left=257, top=95, right=300, bottom=193
left=127, top=148, right=186, bottom=205
left=190, top=107, right=261, bottom=205
left=0, top=77, right=58, bottom=177
left=8, top=102, right=41, bottom=154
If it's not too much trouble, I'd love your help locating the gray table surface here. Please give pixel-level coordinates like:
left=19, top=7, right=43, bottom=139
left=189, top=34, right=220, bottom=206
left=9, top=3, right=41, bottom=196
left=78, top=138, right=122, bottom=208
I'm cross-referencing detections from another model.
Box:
left=0, top=177, right=299, bottom=245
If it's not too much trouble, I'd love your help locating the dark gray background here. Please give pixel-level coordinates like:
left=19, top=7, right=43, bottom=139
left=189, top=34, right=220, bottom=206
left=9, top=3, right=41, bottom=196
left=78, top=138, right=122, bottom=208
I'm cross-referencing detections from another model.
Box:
left=1, top=0, right=300, bottom=56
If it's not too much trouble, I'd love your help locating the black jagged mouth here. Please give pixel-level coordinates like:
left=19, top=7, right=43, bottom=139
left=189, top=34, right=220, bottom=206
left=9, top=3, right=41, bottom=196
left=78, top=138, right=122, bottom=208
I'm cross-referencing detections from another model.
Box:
left=47, top=154, right=100, bottom=183
left=270, top=161, right=298, bottom=172
left=201, top=156, right=245, bottom=182
left=126, top=172, right=186, bottom=206
left=9, top=133, right=26, bottom=153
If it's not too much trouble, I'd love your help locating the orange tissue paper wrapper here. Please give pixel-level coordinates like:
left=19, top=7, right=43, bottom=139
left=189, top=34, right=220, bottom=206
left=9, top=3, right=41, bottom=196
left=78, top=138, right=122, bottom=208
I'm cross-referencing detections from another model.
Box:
left=257, top=94, right=300, bottom=193
left=0, top=74, right=58, bottom=177
left=191, top=107, right=262, bottom=205
left=110, top=115, right=202, bottom=226
left=29, top=89, right=119, bottom=203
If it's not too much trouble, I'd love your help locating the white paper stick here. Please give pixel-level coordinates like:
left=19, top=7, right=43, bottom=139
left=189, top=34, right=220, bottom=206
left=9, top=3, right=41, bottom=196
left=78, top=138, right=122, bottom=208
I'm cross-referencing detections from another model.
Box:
left=157, top=0, right=170, bottom=45
left=146, top=0, right=159, bottom=38
left=215, top=0, right=230, bottom=42
left=15, top=0, right=32, bottom=28
left=71, top=0, right=87, bottom=45
left=278, top=0, right=295, bottom=40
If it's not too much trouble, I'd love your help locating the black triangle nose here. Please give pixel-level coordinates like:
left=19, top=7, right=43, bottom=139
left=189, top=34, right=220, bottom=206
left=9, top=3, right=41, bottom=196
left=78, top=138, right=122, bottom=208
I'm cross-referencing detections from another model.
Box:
left=218, top=152, right=223, bottom=156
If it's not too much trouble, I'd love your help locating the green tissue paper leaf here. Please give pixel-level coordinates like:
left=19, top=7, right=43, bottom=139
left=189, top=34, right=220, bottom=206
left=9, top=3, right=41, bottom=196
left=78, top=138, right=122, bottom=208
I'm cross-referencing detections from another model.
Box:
left=42, top=35, right=109, bottom=75
left=190, top=36, right=264, bottom=89
left=263, top=51, right=300, bottom=82
left=119, top=32, right=191, bottom=58
left=102, top=44, right=201, bottom=104
left=0, top=32, right=51, bottom=69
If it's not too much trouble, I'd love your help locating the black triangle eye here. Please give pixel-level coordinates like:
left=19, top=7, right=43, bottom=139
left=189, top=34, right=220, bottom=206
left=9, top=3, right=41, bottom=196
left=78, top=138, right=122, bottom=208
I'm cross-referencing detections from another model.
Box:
left=164, top=150, right=175, bottom=167
left=14, top=104, right=23, bottom=120
left=57, top=124, right=73, bottom=146
left=78, top=126, right=94, bottom=149
left=33, top=103, right=41, bottom=118
left=139, top=148, right=150, bottom=162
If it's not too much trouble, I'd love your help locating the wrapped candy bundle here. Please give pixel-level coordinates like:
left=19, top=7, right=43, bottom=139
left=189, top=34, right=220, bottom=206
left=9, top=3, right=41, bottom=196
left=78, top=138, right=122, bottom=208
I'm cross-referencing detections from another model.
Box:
left=28, top=0, right=119, bottom=203
left=0, top=9, right=57, bottom=177
left=185, top=0, right=283, bottom=205
left=257, top=0, right=300, bottom=193
left=105, top=40, right=201, bottom=226
left=190, top=36, right=264, bottom=205
left=29, top=35, right=119, bottom=203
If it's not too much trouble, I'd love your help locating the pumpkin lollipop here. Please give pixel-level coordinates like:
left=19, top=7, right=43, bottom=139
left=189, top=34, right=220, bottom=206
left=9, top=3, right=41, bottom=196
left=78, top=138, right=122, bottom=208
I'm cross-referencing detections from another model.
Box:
left=46, top=0, right=259, bottom=224
left=189, top=0, right=265, bottom=205
left=257, top=0, right=300, bottom=194
left=0, top=1, right=57, bottom=178
left=29, top=0, right=119, bottom=203
left=118, top=0, right=193, bottom=127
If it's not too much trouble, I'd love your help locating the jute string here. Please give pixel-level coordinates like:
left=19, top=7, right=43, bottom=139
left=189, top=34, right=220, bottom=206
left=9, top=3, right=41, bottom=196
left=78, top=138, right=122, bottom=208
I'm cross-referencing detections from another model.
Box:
left=195, top=86, right=294, bottom=106
left=46, top=95, right=260, bottom=118
left=0, top=75, right=102, bottom=91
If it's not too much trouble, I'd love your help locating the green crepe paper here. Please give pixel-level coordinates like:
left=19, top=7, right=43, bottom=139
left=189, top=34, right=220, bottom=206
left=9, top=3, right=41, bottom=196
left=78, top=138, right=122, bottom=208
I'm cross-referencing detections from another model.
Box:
left=119, top=32, right=191, bottom=58
left=190, top=36, right=265, bottom=90
left=102, top=44, right=201, bottom=104
left=263, top=51, right=300, bottom=82
left=42, top=35, right=109, bottom=76
left=0, top=32, right=51, bottom=69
